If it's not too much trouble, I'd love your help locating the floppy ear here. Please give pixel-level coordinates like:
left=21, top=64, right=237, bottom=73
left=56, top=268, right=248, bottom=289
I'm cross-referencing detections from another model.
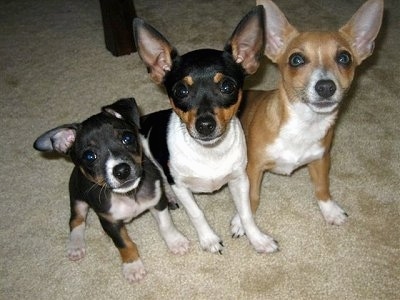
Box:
left=339, top=0, right=384, bottom=64
left=225, top=5, right=265, bottom=75
left=257, top=0, right=298, bottom=63
left=133, top=18, right=177, bottom=84
left=102, top=98, right=141, bottom=128
left=33, top=124, right=79, bottom=154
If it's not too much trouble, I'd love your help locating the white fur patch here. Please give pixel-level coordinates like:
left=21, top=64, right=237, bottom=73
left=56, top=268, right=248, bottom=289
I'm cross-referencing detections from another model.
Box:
left=230, top=213, right=278, bottom=253
left=268, top=102, right=336, bottom=175
left=168, top=114, right=247, bottom=193
left=122, top=260, right=147, bottom=283
left=318, top=199, right=348, bottom=225
left=109, top=180, right=161, bottom=222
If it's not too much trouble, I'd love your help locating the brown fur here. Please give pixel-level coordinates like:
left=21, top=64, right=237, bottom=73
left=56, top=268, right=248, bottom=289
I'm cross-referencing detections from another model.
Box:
left=241, top=0, right=383, bottom=223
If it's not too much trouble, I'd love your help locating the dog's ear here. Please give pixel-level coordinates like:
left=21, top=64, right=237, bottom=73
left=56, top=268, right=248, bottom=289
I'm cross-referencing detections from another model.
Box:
left=102, top=98, right=141, bottom=128
left=256, top=0, right=298, bottom=63
left=225, top=5, right=265, bottom=75
left=33, top=124, right=79, bottom=154
left=133, top=18, right=177, bottom=84
left=339, top=0, right=383, bottom=64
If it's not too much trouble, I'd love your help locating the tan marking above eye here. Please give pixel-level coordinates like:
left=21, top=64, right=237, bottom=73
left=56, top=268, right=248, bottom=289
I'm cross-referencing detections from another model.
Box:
left=213, top=72, right=224, bottom=83
left=183, top=76, right=194, bottom=86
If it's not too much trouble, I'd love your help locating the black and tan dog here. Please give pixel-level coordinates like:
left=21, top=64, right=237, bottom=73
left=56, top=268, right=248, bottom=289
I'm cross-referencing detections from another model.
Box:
left=235, top=0, right=383, bottom=235
left=33, top=98, right=189, bottom=283
left=134, top=6, right=278, bottom=253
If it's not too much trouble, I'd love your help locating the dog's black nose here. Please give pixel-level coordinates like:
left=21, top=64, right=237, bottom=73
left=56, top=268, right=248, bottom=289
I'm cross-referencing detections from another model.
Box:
left=315, top=80, right=336, bottom=98
left=113, top=163, right=131, bottom=180
left=195, top=116, right=216, bottom=136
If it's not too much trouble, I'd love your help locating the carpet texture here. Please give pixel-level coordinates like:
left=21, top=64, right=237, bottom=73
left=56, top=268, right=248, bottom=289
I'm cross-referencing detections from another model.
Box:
left=1, top=0, right=399, bottom=299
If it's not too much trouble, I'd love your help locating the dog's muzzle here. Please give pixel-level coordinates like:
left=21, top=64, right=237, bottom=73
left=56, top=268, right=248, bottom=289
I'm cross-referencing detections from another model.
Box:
left=308, top=79, right=341, bottom=113
left=191, top=113, right=225, bottom=144
left=109, top=161, right=142, bottom=193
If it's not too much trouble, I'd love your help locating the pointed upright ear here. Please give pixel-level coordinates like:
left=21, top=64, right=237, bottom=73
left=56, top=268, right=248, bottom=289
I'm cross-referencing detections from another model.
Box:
left=225, top=5, right=265, bottom=75
left=102, top=98, right=141, bottom=129
left=33, top=124, right=79, bottom=154
left=257, top=0, right=298, bottom=63
left=339, top=0, right=384, bottom=64
left=133, top=18, right=176, bottom=84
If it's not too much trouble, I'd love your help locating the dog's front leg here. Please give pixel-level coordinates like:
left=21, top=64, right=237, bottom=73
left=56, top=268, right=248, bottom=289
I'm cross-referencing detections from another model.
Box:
left=68, top=200, right=89, bottom=261
left=307, top=153, right=348, bottom=225
left=99, top=218, right=146, bottom=283
left=150, top=207, right=190, bottom=255
left=229, top=172, right=278, bottom=253
left=171, top=185, right=223, bottom=253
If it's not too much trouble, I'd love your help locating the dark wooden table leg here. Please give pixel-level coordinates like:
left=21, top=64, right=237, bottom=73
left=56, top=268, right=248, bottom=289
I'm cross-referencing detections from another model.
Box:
left=99, top=0, right=137, bottom=56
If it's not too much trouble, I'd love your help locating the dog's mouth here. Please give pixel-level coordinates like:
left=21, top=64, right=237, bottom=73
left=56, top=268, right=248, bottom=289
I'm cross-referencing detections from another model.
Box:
left=308, top=100, right=340, bottom=113
left=112, top=177, right=141, bottom=194
left=188, top=127, right=226, bottom=147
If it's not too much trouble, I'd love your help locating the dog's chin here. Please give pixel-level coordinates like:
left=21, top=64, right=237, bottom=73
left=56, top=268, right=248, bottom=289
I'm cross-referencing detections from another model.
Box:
left=307, top=100, right=340, bottom=114
left=191, top=132, right=224, bottom=146
left=113, top=177, right=141, bottom=194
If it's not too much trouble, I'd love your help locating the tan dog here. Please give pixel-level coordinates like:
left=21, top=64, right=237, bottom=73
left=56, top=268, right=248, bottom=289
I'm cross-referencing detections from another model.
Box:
left=232, top=0, right=383, bottom=235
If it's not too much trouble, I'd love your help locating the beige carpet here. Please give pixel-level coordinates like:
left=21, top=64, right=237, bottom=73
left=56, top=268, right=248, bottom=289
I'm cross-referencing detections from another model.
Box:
left=1, top=0, right=399, bottom=299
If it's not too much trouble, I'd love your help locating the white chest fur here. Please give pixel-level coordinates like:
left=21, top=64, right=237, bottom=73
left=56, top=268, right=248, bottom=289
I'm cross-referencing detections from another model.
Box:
left=168, top=114, right=247, bottom=193
left=108, top=180, right=161, bottom=222
left=268, top=102, right=336, bottom=175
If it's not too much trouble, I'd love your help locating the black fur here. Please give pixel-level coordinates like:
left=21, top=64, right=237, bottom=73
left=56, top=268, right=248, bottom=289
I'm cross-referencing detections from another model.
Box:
left=34, top=98, right=170, bottom=275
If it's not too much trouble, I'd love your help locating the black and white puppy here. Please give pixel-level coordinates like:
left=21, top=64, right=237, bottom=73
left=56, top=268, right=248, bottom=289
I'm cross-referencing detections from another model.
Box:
left=134, top=6, right=278, bottom=253
left=33, top=98, right=189, bottom=283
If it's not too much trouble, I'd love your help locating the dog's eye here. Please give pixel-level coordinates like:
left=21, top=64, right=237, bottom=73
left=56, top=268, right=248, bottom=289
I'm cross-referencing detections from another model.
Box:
left=173, top=82, right=189, bottom=99
left=82, top=150, right=96, bottom=163
left=220, top=78, right=236, bottom=94
left=289, top=53, right=305, bottom=67
left=337, top=51, right=352, bottom=66
left=121, top=132, right=135, bottom=145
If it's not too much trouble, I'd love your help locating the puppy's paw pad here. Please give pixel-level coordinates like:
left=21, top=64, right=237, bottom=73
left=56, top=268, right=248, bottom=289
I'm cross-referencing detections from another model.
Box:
left=251, top=233, right=279, bottom=253
left=168, top=234, right=190, bottom=255
left=122, top=260, right=147, bottom=283
left=230, top=213, right=245, bottom=238
left=319, top=200, right=348, bottom=225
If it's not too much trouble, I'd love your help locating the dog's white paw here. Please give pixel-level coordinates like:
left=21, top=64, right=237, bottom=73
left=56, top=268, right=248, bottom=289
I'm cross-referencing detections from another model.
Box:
left=199, top=233, right=224, bottom=254
left=67, top=244, right=86, bottom=261
left=231, top=213, right=278, bottom=253
left=319, top=200, right=348, bottom=225
left=122, top=260, right=147, bottom=283
left=166, top=232, right=190, bottom=255
left=249, top=232, right=279, bottom=253
left=230, top=213, right=245, bottom=238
